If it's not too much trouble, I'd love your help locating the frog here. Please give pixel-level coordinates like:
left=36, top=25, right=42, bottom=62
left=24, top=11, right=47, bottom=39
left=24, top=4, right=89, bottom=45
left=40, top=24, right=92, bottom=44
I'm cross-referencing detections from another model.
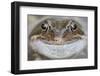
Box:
left=29, top=18, right=87, bottom=60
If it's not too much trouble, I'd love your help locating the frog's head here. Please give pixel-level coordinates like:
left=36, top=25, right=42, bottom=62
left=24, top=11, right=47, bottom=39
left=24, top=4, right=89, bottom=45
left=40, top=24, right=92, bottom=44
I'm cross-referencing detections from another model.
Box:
left=30, top=18, right=85, bottom=45
left=29, top=18, right=87, bottom=59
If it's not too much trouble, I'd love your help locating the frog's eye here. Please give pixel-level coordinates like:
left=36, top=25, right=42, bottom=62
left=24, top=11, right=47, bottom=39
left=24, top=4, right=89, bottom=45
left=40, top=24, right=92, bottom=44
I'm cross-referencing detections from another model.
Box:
left=41, top=23, right=49, bottom=32
left=71, top=23, right=77, bottom=31
left=41, top=20, right=53, bottom=32
left=66, top=20, right=77, bottom=32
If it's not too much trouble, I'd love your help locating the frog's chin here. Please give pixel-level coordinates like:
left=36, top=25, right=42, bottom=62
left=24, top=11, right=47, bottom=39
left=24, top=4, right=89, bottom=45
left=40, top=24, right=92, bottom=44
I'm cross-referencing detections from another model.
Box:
left=30, top=36, right=87, bottom=59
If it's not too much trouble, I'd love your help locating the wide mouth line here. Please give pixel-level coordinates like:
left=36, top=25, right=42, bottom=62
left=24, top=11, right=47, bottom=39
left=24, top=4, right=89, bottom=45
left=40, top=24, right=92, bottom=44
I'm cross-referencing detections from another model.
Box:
left=41, top=38, right=80, bottom=45
left=30, top=35, right=87, bottom=45
left=32, top=38, right=86, bottom=47
left=40, top=35, right=86, bottom=45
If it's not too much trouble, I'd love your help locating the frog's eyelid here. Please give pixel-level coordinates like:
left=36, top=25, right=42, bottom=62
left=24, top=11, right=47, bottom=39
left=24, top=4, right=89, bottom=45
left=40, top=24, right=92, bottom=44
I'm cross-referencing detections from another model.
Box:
left=71, top=22, right=75, bottom=27
left=65, top=20, right=72, bottom=31
left=71, top=22, right=78, bottom=31
left=65, top=20, right=72, bottom=30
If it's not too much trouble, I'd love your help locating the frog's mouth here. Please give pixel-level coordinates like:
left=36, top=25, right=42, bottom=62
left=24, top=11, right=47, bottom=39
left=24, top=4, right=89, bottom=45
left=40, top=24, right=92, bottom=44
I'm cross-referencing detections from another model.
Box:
left=30, top=36, right=87, bottom=59
left=40, top=37, right=81, bottom=45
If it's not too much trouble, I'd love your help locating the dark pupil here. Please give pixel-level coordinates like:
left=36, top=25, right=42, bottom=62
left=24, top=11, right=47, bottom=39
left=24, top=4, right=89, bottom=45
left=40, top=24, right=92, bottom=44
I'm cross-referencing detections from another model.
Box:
left=71, top=24, right=77, bottom=31
left=73, top=24, right=77, bottom=30
left=41, top=24, right=47, bottom=29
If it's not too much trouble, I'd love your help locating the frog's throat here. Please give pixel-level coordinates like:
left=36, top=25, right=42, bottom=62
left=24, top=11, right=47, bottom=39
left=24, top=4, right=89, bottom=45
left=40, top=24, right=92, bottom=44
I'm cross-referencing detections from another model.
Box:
left=30, top=36, right=87, bottom=59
